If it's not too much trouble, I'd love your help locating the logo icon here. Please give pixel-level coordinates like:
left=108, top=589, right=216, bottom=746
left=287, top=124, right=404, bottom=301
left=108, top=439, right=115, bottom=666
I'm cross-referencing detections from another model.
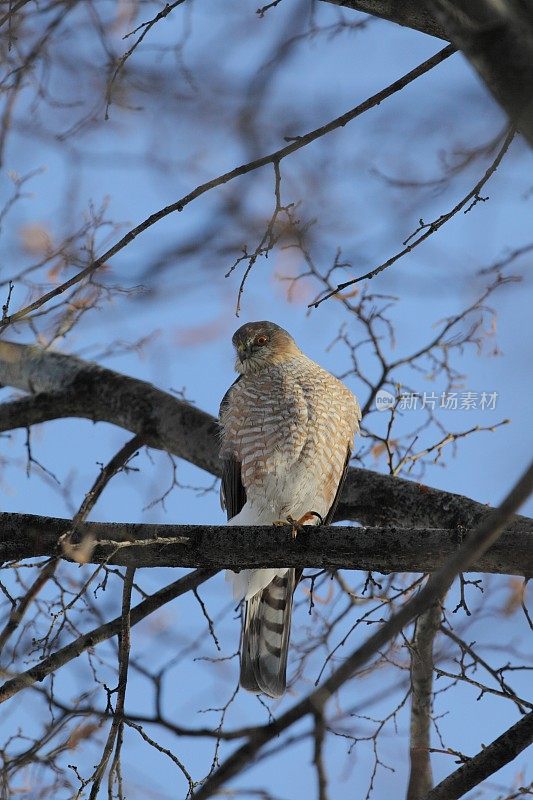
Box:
left=375, top=389, right=395, bottom=412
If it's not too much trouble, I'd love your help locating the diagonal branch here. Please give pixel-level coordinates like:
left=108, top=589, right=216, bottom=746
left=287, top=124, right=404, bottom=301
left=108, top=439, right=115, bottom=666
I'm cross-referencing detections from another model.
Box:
left=310, top=127, right=514, bottom=304
left=191, top=459, right=533, bottom=799
left=423, top=710, right=533, bottom=800
left=319, top=0, right=449, bottom=40
left=0, top=433, right=145, bottom=651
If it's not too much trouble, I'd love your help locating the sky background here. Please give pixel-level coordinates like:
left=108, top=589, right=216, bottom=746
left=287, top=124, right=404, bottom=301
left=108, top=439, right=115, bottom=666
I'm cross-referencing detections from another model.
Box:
left=1, top=1, right=532, bottom=798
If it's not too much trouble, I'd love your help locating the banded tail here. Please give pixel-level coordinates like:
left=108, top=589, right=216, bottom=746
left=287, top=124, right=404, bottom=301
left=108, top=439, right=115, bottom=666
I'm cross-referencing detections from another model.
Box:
left=240, top=568, right=296, bottom=698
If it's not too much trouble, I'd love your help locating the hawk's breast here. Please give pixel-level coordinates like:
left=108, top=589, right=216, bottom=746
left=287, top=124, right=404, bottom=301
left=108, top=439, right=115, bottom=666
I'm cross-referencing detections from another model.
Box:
left=220, top=354, right=360, bottom=519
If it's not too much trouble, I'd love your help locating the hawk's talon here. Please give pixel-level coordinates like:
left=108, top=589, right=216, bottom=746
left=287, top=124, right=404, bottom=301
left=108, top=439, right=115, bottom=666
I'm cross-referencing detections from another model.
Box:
left=272, top=511, right=323, bottom=539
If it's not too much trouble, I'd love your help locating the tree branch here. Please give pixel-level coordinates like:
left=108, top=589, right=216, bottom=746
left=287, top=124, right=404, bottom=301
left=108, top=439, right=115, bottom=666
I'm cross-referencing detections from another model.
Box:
left=426, top=0, right=533, bottom=148
left=1, top=513, right=532, bottom=575
left=88, top=566, right=135, bottom=799
left=319, top=0, right=449, bottom=40
left=319, top=1, right=533, bottom=147
left=0, top=433, right=146, bottom=651
left=1, top=341, right=532, bottom=537
left=423, top=710, right=533, bottom=800
left=309, top=127, right=514, bottom=303
left=0, top=44, right=454, bottom=329
left=406, top=602, right=441, bottom=800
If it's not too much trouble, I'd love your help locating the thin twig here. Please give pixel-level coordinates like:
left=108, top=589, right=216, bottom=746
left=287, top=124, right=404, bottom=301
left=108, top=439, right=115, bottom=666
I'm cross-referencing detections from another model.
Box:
left=89, top=567, right=135, bottom=799
left=310, top=127, right=515, bottom=307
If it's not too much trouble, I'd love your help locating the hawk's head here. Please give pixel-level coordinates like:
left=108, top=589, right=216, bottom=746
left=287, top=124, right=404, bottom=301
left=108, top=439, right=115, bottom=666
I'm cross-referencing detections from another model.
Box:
left=232, top=321, right=300, bottom=374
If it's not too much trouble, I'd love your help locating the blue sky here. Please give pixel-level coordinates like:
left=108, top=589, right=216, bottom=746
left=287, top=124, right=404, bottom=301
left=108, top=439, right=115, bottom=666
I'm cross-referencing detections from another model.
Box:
left=1, top=1, right=532, bottom=798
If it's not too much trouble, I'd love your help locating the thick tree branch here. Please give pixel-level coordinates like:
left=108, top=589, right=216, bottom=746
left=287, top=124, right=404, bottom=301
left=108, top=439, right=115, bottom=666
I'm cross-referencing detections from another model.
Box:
left=1, top=513, right=532, bottom=575
left=426, top=1, right=533, bottom=148
left=0, top=340, right=219, bottom=476
left=319, top=0, right=449, bottom=40
left=423, top=710, right=533, bottom=800
left=319, top=1, right=533, bottom=147
left=1, top=342, right=532, bottom=537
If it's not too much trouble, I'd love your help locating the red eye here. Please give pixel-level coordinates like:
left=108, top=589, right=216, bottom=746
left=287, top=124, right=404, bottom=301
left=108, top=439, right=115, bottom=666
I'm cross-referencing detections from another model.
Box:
left=255, top=335, right=268, bottom=346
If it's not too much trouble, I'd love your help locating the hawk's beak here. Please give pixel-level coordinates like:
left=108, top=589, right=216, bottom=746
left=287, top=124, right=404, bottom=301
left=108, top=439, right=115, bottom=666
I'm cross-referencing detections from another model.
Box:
left=237, top=343, right=252, bottom=363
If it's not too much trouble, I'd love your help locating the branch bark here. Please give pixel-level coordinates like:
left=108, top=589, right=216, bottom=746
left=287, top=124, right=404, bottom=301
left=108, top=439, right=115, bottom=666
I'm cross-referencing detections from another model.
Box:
left=423, top=710, right=533, bottom=800
left=320, top=0, right=533, bottom=147
left=406, top=602, right=441, bottom=800
left=1, top=513, right=532, bottom=575
left=1, top=341, right=532, bottom=538
left=426, top=1, right=533, bottom=148
left=319, top=0, right=449, bottom=40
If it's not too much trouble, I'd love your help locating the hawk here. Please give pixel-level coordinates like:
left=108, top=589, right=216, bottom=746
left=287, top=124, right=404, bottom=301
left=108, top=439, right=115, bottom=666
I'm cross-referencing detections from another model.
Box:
left=219, top=321, right=360, bottom=698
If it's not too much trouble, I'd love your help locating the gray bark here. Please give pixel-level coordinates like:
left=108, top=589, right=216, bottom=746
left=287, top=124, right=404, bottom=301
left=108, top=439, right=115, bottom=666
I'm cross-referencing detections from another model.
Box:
left=423, top=710, right=533, bottom=800
left=427, top=1, right=533, bottom=147
left=320, top=0, right=533, bottom=148
left=407, top=603, right=441, bottom=800
left=1, top=513, right=531, bottom=574
left=319, top=1, right=448, bottom=40
left=1, top=341, right=532, bottom=538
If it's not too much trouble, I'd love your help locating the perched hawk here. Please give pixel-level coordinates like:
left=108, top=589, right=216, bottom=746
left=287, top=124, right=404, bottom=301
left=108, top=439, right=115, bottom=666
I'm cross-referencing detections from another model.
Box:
left=219, top=321, right=360, bottom=698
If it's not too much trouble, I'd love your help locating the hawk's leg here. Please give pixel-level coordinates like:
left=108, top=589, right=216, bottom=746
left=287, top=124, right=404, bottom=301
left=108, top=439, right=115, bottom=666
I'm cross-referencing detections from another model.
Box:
left=273, top=511, right=323, bottom=539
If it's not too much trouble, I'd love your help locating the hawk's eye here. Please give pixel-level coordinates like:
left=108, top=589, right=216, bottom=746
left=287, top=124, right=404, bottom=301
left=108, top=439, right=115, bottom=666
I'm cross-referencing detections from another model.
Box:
left=255, top=335, right=268, bottom=346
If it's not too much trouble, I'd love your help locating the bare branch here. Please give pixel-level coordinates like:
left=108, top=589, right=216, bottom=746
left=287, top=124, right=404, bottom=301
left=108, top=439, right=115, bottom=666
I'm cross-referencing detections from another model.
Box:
left=310, top=127, right=515, bottom=305
left=406, top=602, right=441, bottom=800
left=1, top=341, right=531, bottom=535
left=0, top=44, right=455, bottom=329
left=88, top=567, right=135, bottom=799
left=423, top=711, right=533, bottom=800
left=1, top=513, right=531, bottom=575
left=0, top=430, right=145, bottom=652
left=60, top=432, right=145, bottom=564
left=439, top=625, right=531, bottom=714
left=0, top=558, right=57, bottom=653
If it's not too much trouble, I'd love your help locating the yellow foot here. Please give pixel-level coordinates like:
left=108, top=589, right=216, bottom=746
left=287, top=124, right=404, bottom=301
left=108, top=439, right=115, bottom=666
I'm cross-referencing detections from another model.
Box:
left=272, top=511, right=323, bottom=539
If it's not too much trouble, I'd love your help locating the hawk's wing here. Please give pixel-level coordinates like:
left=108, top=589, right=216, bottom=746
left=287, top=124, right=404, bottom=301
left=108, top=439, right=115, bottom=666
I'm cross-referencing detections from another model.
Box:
left=323, top=446, right=352, bottom=525
left=219, top=377, right=246, bottom=521
left=293, top=446, right=351, bottom=588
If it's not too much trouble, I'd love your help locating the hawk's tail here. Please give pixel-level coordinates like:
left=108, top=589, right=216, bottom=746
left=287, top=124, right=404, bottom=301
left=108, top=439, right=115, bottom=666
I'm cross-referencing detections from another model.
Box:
left=240, top=568, right=296, bottom=698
